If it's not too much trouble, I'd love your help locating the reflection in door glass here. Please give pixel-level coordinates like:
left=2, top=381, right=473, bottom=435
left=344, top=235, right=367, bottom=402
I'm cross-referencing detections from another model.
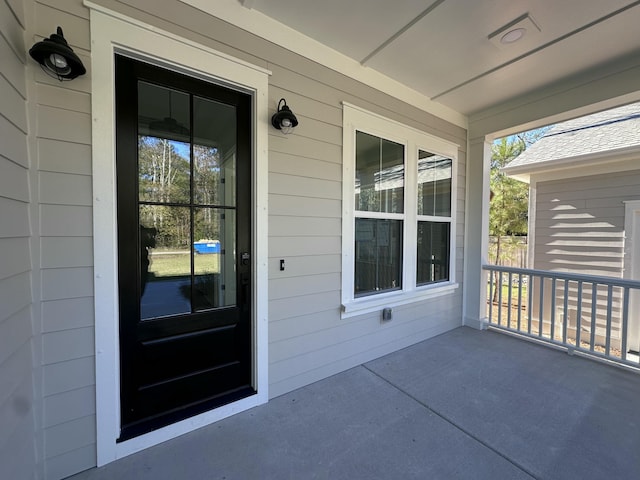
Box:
left=136, top=86, right=242, bottom=320
left=140, top=205, right=191, bottom=320
left=193, top=209, right=236, bottom=310
left=193, top=96, right=236, bottom=207
left=138, top=137, right=191, bottom=204
left=138, top=82, right=191, bottom=204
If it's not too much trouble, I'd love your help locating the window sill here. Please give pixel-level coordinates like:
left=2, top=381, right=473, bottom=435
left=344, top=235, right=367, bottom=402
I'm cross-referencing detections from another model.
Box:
left=341, top=282, right=459, bottom=319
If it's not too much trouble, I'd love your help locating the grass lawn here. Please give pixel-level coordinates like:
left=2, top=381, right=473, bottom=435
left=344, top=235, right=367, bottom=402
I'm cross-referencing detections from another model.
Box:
left=487, top=282, right=528, bottom=304
left=149, top=251, right=220, bottom=276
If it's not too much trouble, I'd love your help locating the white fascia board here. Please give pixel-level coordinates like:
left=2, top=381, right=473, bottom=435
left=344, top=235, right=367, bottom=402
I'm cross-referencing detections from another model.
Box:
left=180, top=0, right=467, bottom=129
left=502, top=144, right=640, bottom=183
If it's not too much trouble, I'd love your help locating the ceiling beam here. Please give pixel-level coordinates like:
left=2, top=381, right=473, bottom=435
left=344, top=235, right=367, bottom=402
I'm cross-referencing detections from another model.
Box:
left=360, top=0, right=445, bottom=66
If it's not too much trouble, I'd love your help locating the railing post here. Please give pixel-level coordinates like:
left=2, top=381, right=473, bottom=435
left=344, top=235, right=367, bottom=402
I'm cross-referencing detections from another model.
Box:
left=463, top=138, right=491, bottom=329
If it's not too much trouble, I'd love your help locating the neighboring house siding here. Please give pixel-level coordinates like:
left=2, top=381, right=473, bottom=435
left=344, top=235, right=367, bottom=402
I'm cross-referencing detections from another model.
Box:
left=32, top=1, right=96, bottom=478
left=533, top=169, right=640, bottom=346
left=24, top=1, right=466, bottom=478
left=0, top=0, right=36, bottom=479
left=534, top=170, right=640, bottom=276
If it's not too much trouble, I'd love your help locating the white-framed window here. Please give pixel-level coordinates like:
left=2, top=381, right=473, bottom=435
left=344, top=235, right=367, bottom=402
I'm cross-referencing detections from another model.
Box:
left=341, top=103, right=459, bottom=316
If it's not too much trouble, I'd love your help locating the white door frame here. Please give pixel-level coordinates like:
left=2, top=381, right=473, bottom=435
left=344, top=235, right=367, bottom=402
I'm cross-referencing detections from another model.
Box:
left=87, top=3, right=270, bottom=465
left=624, top=200, right=640, bottom=353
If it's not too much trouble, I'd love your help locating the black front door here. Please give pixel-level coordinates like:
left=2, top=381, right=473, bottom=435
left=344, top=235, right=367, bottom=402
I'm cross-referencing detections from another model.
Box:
left=115, top=55, right=254, bottom=440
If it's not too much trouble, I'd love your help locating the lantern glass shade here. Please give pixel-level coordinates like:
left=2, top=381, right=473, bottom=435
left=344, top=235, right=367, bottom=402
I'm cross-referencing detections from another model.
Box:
left=279, top=118, right=294, bottom=135
left=29, top=27, right=86, bottom=81
left=271, top=98, right=298, bottom=134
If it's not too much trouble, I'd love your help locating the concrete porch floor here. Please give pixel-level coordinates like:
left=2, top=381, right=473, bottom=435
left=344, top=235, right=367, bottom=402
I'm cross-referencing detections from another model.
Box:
left=70, top=327, right=640, bottom=479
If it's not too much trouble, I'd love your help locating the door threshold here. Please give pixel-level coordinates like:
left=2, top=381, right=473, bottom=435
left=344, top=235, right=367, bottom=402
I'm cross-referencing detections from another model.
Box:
left=110, top=392, right=266, bottom=464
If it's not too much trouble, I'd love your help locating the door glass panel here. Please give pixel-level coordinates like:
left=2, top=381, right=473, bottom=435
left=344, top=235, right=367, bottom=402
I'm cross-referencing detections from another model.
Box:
left=138, top=82, right=191, bottom=203
left=193, top=96, right=236, bottom=207
left=140, top=205, right=191, bottom=320
left=193, top=208, right=236, bottom=310
left=136, top=87, right=240, bottom=319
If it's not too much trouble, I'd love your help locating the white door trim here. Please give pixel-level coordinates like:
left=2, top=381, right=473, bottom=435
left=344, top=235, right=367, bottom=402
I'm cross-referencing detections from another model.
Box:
left=87, top=3, right=270, bottom=465
left=624, top=200, right=640, bottom=353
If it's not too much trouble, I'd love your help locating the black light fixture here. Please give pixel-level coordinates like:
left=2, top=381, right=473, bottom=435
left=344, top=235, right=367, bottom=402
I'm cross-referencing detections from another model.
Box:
left=271, top=98, right=299, bottom=134
left=29, top=27, right=86, bottom=81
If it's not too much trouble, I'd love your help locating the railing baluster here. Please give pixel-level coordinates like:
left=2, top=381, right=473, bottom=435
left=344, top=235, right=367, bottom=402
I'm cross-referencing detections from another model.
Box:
left=550, top=277, right=557, bottom=341
left=622, top=287, right=630, bottom=362
left=507, top=272, right=513, bottom=329
left=498, top=271, right=503, bottom=327
left=488, top=268, right=494, bottom=325
left=562, top=279, right=569, bottom=344
left=517, top=273, right=523, bottom=332
left=590, top=283, right=597, bottom=352
left=528, top=274, right=533, bottom=335
left=576, top=281, right=583, bottom=349
left=605, top=285, right=613, bottom=356
left=538, top=276, right=545, bottom=337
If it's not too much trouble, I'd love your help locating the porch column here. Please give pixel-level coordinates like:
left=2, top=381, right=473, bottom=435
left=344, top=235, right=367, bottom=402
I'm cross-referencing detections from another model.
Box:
left=462, top=136, right=491, bottom=329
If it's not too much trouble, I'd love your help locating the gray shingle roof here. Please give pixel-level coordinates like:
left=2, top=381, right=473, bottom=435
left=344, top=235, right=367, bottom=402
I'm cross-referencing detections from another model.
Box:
left=505, top=102, right=640, bottom=169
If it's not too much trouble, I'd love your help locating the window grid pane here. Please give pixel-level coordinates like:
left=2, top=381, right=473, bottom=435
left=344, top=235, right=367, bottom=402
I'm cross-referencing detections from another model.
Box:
left=417, top=221, right=450, bottom=285
left=355, top=131, right=404, bottom=214
left=417, top=152, right=452, bottom=217
left=355, top=218, right=403, bottom=296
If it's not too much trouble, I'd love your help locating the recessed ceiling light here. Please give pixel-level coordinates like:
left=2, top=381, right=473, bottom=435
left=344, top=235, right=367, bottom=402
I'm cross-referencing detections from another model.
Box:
left=501, top=28, right=526, bottom=44
left=488, top=13, right=541, bottom=50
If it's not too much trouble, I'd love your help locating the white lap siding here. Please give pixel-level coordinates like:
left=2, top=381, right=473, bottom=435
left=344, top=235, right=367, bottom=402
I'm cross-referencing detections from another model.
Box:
left=26, top=0, right=468, bottom=477
left=0, top=0, right=36, bottom=479
left=31, top=0, right=96, bottom=478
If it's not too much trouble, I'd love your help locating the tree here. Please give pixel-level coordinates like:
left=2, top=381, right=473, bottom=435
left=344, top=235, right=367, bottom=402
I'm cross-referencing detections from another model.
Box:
left=489, top=129, right=547, bottom=301
left=490, top=136, right=528, bottom=237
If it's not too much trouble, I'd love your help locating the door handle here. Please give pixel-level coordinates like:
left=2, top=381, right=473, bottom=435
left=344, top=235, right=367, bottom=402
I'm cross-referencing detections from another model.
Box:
left=240, top=272, right=250, bottom=312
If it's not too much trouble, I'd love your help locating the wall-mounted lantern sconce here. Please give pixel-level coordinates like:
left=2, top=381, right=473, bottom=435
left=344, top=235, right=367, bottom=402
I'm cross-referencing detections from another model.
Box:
left=271, top=98, right=299, bottom=134
left=29, top=27, right=86, bottom=81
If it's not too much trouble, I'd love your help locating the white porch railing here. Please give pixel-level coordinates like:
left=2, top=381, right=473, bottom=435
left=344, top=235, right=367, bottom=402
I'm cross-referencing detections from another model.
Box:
left=483, top=264, right=640, bottom=369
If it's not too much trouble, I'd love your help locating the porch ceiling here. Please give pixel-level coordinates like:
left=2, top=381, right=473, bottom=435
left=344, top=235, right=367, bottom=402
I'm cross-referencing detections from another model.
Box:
left=242, top=0, right=640, bottom=116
